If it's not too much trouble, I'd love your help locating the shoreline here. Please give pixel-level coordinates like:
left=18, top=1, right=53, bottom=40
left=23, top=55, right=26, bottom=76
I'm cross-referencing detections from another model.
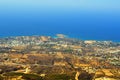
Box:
left=0, top=34, right=120, bottom=43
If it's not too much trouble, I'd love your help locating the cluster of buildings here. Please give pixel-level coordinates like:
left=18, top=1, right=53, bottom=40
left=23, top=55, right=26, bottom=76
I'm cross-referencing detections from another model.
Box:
left=0, top=35, right=120, bottom=80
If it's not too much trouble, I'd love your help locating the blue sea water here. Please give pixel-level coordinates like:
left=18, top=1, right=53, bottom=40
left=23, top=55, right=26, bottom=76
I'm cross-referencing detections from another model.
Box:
left=0, top=0, right=120, bottom=42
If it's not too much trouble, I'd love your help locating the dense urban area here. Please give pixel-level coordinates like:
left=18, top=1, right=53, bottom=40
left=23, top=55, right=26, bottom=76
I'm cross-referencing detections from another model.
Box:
left=0, top=34, right=120, bottom=80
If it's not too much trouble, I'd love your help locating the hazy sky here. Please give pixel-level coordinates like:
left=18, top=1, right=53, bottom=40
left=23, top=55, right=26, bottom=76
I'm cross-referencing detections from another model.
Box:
left=0, top=0, right=120, bottom=10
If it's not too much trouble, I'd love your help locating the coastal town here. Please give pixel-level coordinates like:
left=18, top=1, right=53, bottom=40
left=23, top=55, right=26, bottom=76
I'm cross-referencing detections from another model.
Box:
left=0, top=34, right=120, bottom=80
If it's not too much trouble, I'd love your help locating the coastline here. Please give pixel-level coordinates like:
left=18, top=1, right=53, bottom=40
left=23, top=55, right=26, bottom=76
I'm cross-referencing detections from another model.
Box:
left=0, top=34, right=120, bottom=43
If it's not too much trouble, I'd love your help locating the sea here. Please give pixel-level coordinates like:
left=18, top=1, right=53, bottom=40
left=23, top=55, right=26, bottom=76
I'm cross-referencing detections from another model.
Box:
left=0, top=0, right=120, bottom=42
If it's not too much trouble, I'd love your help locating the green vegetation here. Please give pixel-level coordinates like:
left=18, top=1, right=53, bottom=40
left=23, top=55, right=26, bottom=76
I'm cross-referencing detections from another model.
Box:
left=22, top=74, right=43, bottom=80
left=78, top=72, right=94, bottom=80
left=3, top=72, right=43, bottom=80
left=44, top=74, right=74, bottom=80
left=0, top=75, right=3, bottom=80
